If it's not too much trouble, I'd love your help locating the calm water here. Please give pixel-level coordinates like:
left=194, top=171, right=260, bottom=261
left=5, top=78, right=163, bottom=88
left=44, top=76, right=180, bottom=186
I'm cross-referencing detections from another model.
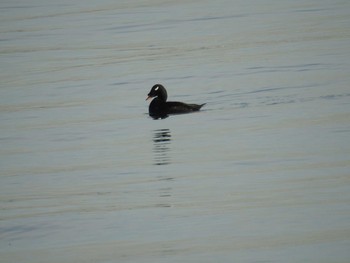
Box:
left=1, top=0, right=350, bottom=262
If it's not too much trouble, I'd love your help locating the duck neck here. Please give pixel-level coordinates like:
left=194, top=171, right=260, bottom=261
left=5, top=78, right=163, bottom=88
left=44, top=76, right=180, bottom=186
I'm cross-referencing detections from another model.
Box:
left=158, top=89, right=168, bottom=102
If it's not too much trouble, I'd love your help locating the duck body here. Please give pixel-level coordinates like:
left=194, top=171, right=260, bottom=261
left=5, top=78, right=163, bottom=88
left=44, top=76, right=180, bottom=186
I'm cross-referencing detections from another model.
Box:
left=146, top=84, right=205, bottom=118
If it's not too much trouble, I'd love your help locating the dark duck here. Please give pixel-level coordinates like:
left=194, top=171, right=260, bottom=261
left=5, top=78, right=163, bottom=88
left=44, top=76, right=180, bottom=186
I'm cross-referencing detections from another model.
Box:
left=146, top=84, right=205, bottom=118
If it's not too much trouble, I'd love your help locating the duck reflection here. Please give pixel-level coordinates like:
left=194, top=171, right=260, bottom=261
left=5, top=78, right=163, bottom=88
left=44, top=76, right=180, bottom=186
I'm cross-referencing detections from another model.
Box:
left=153, top=129, right=171, bottom=165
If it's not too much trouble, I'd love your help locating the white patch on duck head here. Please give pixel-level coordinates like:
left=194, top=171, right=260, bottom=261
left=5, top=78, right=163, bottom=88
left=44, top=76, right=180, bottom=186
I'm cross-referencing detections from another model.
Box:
left=155, top=86, right=159, bottom=91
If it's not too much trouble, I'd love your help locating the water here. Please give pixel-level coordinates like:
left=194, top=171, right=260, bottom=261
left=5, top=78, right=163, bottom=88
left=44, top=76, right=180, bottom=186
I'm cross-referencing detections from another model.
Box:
left=1, top=0, right=350, bottom=262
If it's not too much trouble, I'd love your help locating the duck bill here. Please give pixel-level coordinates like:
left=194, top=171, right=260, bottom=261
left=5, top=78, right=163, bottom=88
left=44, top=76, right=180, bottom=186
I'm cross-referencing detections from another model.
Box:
left=146, top=96, right=153, bottom=101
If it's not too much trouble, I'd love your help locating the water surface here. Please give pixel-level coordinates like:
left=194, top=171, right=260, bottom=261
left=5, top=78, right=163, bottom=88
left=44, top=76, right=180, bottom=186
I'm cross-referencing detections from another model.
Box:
left=1, top=0, right=350, bottom=262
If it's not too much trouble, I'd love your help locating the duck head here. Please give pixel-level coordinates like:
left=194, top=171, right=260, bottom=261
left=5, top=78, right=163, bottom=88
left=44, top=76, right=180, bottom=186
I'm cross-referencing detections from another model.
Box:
left=146, top=84, right=168, bottom=102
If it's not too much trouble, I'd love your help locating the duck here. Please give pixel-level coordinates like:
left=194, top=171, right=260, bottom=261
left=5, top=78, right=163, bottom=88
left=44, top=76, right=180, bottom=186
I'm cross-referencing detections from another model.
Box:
left=146, top=84, right=205, bottom=118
